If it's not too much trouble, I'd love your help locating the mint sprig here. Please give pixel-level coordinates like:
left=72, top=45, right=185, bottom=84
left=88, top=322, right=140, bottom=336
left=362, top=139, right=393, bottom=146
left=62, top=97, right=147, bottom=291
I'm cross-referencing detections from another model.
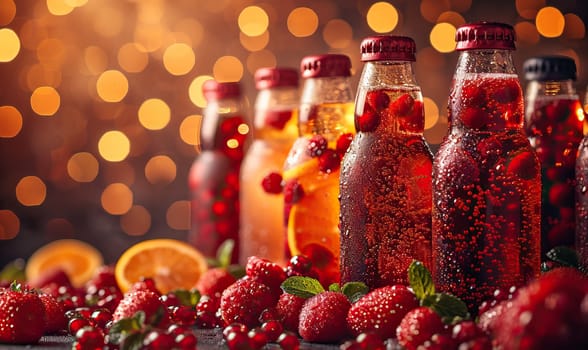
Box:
left=408, top=260, right=470, bottom=323
left=281, top=276, right=325, bottom=298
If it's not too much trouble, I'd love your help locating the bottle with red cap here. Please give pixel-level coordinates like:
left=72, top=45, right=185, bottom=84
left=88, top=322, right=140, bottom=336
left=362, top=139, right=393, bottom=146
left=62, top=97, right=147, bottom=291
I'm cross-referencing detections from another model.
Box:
left=339, top=35, right=433, bottom=288
left=188, top=80, right=251, bottom=263
left=432, top=22, right=541, bottom=314
left=239, top=67, right=300, bottom=265
left=523, top=56, right=584, bottom=258
left=282, top=54, right=355, bottom=285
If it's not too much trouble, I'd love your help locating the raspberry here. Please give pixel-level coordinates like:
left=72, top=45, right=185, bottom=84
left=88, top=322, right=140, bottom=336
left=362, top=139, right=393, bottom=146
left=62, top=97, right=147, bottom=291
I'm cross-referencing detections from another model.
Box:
left=318, top=149, right=341, bottom=173
left=306, top=135, right=328, bottom=157
left=261, top=172, right=283, bottom=194
left=366, top=90, right=390, bottom=111
left=336, top=133, right=354, bottom=156
left=390, top=93, right=415, bottom=116
left=245, top=256, right=287, bottom=293
left=283, top=180, right=305, bottom=204
left=220, top=278, right=279, bottom=328
left=356, top=106, right=380, bottom=132
left=195, top=267, right=237, bottom=299
left=396, top=307, right=446, bottom=350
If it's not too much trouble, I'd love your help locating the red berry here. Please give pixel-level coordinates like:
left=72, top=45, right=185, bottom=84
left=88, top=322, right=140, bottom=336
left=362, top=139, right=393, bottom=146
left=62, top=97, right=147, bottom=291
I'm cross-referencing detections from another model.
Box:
left=355, top=332, right=385, bottom=350
left=507, top=151, right=538, bottom=180
left=400, top=99, right=424, bottom=132
left=0, top=285, right=46, bottom=344
left=248, top=327, right=268, bottom=349
left=336, top=133, right=354, bottom=156
left=90, top=308, right=112, bottom=330
left=288, top=255, right=313, bottom=274
left=172, top=305, right=197, bottom=326
left=220, top=278, right=280, bottom=328
left=258, top=307, right=280, bottom=323
left=452, top=320, right=484, bottom=343
left=356, top=107, right=380, bottom=132
left=196, top=295, right=221, bottom=314
left=195, top=311, right=223, bottom=329
left=459, top=107, right=487, bottom=129
left=277, top=331, right=300, bottom=350
left=366, top=90, right=390, bottom=111
left=68, top=317, right=90, bottom=335
left=265, top=110, right=293, bottom=130
left=276, top=293, right=305, bottom=334
left=143, top=329, right=175, bottom=349
left=298, top=291, right=351, bottom=343
left=39, top=293, right=68, bottom=334
left=112, top=289, right=170, bottom=328
left=283, top=180, right=305, bottom=204
left=492, top=79, right=521, bottom=104
left=74, top=327, right=104, bottom=350
left=396, top=307, right=446, bottom=350
left=261, top=172, right=283, bottom=194
left=225, top=331, right=252, bottom=350
left=318, top=149, right=341, bottom=173
left=223, top=323, right=249, bottom=338
left=390, top=93, right=415, bottom=116
left=196, top=267, right=237, bottom=299
left=306, top=135, right=328, bottom=157
left=246, top=256, right=287, bottom=293
left=462, top=84, right=487, bottom=107
left=175, top=332, right=198, bottom=349
left=261, top=320, right=283, bottom=342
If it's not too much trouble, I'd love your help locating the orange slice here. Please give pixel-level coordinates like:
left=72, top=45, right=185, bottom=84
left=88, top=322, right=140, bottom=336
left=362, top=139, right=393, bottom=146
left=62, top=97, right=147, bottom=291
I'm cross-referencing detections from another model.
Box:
left=115, top=239, right=208, bottom=294
left=25, top=239, right=103, bottom=288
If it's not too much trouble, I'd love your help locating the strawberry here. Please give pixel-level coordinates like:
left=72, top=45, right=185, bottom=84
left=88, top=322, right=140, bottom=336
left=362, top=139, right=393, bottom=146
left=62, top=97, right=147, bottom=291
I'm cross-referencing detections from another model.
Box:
left=0, top=283, right=46, bottom=344
left=29, top=268, right=72, bottom=289
left=396, top=306, right=446, bottom=350
left=492, top=268, right=588, bottom=350
left=261, top=172, right=283, bottom=194
left=128, top=277, right=161, bottom=296
left=112, top=289, right=170, bottom=328
left=39, top=292, right=67, bottom=334
left=347, top=285, right=419, bottom=338
left=306, top=135, right=328, bottom=157
left=245, top=256, right=287, bottom=293
left=220, top=278, right=279, bottom=328
left=317, top=149, right=341, bottom=174
left=196, top=267, right=237, bottom=299
left=298, top=291, right=351, bottom=343
left=275, top=292, right=306, bottom=333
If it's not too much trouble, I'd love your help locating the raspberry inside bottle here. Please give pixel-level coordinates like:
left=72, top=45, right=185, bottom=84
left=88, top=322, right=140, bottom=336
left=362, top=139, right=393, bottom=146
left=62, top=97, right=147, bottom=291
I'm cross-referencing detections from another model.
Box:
left=282, top=54, right=355, bottom=286
left=189, top=80, right=251, bottom=263
left=432, top=22, right=541, bottom=314
left=340, top=35, right=433, bottom=288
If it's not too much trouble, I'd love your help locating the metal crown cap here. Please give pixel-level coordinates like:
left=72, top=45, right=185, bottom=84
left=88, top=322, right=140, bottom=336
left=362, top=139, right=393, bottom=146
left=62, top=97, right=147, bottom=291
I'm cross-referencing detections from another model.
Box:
left=360, top=35, right=416, bottom=62
left=300, top=54, right=352, bottom=78
left=523, top=55, right=577, bottom=81
left=455, top=22, right=516, bottom=51
left=202, top=80, right=241, bottom=101
left=254, top=67, right=299, bottom=90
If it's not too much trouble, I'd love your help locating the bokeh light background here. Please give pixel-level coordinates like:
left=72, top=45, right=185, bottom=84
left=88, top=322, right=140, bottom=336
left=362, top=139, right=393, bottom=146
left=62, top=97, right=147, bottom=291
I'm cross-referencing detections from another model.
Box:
left=1, top=0, right=587, bottom=265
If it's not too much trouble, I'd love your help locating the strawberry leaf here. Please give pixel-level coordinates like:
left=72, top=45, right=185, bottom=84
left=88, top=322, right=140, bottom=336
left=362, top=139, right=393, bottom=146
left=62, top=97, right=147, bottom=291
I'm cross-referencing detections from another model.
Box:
left=172, top=289, right=201, bottom=307
left=281, top=276, right=325, bottom=298
left=108, top=312, right=145, bottom=345
left=121, top=331, right=146, bottom=350
left=408, top=260, right=435, bottom=301
left=341, top=282, right=368, bottom=303
left=422, top=292, right=469, bottom=323
left=328, top=283, right=341, bottom=292
left=217, top=239, right=235, bottom=268
left=227, top=264, right=246, bottom=279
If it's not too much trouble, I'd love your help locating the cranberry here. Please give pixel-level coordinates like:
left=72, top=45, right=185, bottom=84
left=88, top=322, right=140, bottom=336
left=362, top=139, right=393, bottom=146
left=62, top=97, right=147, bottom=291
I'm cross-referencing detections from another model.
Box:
left=196, top=295, right=220, bottom=314
left=261, top=172, right=283, bottom=194
left=261, top=320, right=283, bottom=342
left=74, top=326, right=104, bottom=350
left=283, top=180, right=304, bottom=204
left=172, top=305, right=197, bottom=326
left=248, top=327, right=268, bottom=349
left=356, top=107, right=380, bottom=132
left=258, top=307, right=279, bottom=323
left=288, top=255, right=313, bottom=274
left=277, top=331, right=300, bottom=350
left=68, top=317, right=90, bottom=335
left=90, top=309, right=112, bottom=329
left=143, top=329, right=176, bottom=349
left=223, top=323, right=249, bottom=338
left=175, top=332, right=198, bottom=349
left=355, top=332, right=385, bottom=350
left=459, top=107, right=487, bottom=129
left=462, top=84, right=487, bottom=107
left=225, top=331, right=252, bottom=350
left=318, top=148, right=341, bottom=173
left=195, top=311, right=223, bottom=329
left=336, top=133, right=354, bottom=156
left=306, top=135, right=328, bottom=157
left=390, top=93, right=414, bottom=116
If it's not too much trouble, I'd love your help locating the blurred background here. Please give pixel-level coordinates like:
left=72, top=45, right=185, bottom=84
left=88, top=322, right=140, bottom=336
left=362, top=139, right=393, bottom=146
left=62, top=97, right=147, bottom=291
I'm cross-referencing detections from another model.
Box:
left=1, top=0, right=587, bottom=266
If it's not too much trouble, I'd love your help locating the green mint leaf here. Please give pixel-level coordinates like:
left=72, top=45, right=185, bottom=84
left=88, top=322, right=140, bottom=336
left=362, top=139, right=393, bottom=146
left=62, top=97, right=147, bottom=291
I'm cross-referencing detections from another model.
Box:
left=341, top=282, right=369, bottom=303
left=328, top=283, right=341, bottom=292
left=281, top=276, right=325, bottom=298
left=108, top=315, right=143, bottom=345
left=408, top=260, right=435, bottom=301
left=0, top=259, right=25, bottom=282
left=173, top=289, right=201, bottom=307
left=546, top=246, right=579, bottom=268
left=227, top=264, right=246, bottom=279
left=217, top=239, right=235, bottom=268
left=422, top=292, right=469, bottom=323
left=121, top=331, right=146, bottom=350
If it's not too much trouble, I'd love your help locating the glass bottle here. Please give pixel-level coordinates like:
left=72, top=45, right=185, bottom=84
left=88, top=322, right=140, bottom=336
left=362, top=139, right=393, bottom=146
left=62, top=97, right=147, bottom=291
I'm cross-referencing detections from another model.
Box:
left=239, top=67, right=300, bottom=266
left=283, top=54, right=355, bottom=286
left=340, top=35, right=433, bottom=288
left=576, top=87, right=588, bottom=272
left=188, top=80, right=251, bottom=263
left=523, top=56, right=584, bottom=258
left=432, top=22, right=541, bottom=314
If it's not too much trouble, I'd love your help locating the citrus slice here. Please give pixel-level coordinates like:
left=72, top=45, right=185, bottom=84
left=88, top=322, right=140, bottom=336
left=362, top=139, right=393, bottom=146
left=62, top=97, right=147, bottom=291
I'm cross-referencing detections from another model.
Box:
left=115, top=239, right=208, bottom=294
left=25, top=239, right=103, bottom=288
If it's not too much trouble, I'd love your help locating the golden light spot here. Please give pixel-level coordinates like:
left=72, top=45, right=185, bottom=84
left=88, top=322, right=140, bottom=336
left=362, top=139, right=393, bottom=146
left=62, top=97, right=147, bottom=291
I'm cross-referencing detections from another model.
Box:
left=96, top=70, right=128, bottom=102
left=45, top=218, right=74, bottom=238
left=98, top=130, right=130, bottom=162
left=227, top=139, right=239, bottom=149
left=134, top=23, right=164, bottom=53
left=213, top=56, right=243, bottom=82
left=516, top=0, right=546, bottom=20
left=84, top=46, right=108, bottom=75
left=101, top=183, right=133, bottom=215
left=240, top=31, right=270, bottom=52
left=0, top=0, right=16, bottom=26
left=425, top=118, right=449, bottom=145
left=145, top=155, right=176, bottom=185
left=0, top=28, right=20, bottom=62
left=93, top=7, right=123, bottom=38
left=166, top=200, right=190, bottom=230
left=31, top=86, right=60, bottom=116
left=0, top=106, right=23, bottom=138
left=323, top=19, right=353, bottom=48
left=138, top=98, right=170, bottom=130
left=437, top=11, right=466, bottom=27
left=287, top=7, right=319, bottom=37
left=37, top=38, right=65, bottom=67
left=237, top=123, right=249, bottom=135
left=423, top=97, right=440, bottom=130
left=246, top=50, right=277, bottom=76
left=118, top=43, right=149, bottom=73
left=180, top=114, right=202, bottom=146
left=0, top=210, right=19, bottom=240
left=239, top=6, right=269, bottom=37
left=430, top=22, right=456, bottom=53
left=366, top=2, right=399, bottom=33
left=515, top=21, right=540, bottom=46
left=65, top=0, right=89, bottom=6
left=67, top=152, right=99, bottom=182
left=16, top=176, right=46, bottom=206
left=46, top=0, right=74, bottom=16
left=189, top=75, right=213, bottom=108
left=536, top=6, right=565, bottom=38
left=420, top=0, right=450, bottom=23
left=163, top=43, right=195, bottom=76
left=120, top=205, right=151, bottom=236
left=563, top=14, right=585, bottom=39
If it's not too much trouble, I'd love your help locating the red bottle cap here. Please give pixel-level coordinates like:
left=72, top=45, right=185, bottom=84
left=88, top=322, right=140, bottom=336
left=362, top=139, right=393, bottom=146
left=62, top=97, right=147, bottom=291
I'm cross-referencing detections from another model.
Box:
left=455, top=22, right=516, bottom=51
left=300, top=54, right=352, bottom=78
left=202, top=80, right=241, bottom=101
left=360, top=35, right=416, bottom=62
left=254, top=67, right=299, bottom=90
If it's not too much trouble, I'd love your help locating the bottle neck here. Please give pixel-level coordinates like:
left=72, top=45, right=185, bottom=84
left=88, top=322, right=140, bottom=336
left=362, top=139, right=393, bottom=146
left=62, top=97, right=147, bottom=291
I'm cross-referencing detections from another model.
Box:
left=359, top=61, right=418, bottom=87
left=253, top=86, right=299, bottom=142
left=525, top=79, right=578, bottom=99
